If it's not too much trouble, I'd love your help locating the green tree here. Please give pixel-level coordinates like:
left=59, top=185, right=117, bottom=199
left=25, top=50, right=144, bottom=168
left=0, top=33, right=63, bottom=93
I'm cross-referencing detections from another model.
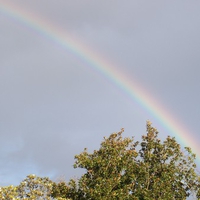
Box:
left=16, top=174, right=54, bottom=199
left=133, top=121, right=200, bottom=199
left=0, top=174, right=55, bottom=200
left=0, top=185, right=19, bottom=200
left=52, top=121, right=200, bottom=200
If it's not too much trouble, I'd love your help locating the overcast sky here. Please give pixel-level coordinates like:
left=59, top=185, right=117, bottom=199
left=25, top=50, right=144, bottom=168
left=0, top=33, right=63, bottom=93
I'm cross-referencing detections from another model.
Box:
left=1, top=0, right=200, bottom=191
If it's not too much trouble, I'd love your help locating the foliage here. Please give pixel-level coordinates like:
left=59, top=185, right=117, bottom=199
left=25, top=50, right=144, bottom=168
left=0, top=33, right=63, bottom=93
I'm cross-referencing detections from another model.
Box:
left=0, top=185, right=19, bottom=200
left=1, top=121, right=200, bottom=200
left=0, top=174, right=55, bottom=200
left=51, top=180, right=77, bottom=200
left=52, top=121, right=200, bottom=200
left=16, top=174, right=53, bottom=199
left=134, top=121, right=200, bottom=199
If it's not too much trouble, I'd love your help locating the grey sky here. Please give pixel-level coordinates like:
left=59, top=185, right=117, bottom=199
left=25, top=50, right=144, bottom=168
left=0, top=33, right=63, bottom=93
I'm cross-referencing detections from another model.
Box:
left=0, top=2, right=200, bottom=198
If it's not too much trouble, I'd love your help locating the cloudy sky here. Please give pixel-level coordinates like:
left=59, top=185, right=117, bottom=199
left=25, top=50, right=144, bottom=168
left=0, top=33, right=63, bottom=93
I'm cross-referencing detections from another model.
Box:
left=0, top=0, right=200, bottom=188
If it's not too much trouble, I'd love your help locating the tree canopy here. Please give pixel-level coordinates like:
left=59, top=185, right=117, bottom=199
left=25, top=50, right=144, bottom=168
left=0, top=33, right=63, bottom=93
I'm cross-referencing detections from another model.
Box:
left=1, top=121, right=200, bottom=199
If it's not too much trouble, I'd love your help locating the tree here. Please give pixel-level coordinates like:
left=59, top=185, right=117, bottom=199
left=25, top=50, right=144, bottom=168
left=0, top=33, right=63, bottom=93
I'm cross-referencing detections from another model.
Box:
left=1, top=121, right=200, bottom=199
left=0, top=174, right=55, bottom=200
left=52, top=121, right=200, bottom=200
left=0, top=185, right=19, bottom=200
left=133, top=121, right=200, bottom=199
left=16, top=174, right=54, bottom=199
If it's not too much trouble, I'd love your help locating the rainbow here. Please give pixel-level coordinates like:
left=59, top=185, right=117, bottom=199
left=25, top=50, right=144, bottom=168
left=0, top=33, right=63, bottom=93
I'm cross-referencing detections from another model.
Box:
left=0, top=2, right=199, bottom=161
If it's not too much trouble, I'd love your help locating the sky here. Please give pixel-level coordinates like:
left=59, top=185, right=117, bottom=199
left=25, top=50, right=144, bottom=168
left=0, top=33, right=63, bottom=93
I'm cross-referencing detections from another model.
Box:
left=0, top=0, right=200, bottom=191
